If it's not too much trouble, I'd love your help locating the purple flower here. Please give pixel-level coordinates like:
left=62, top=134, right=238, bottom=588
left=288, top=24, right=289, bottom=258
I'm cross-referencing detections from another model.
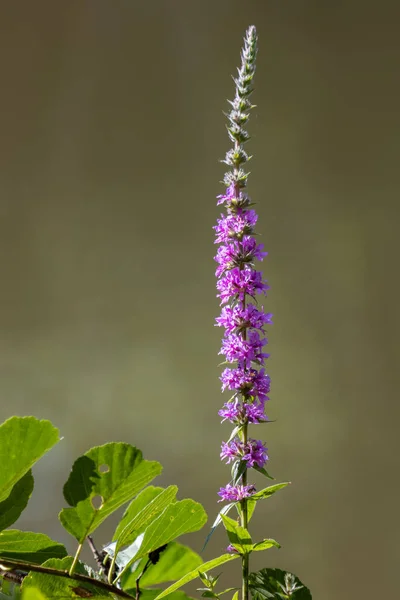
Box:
left=218, top=483, right=257, bottom=502
left=217, top=267, right=268, bottom=305
left=216, top=304, right=273, bottom=334
left=216, top=186, right=251, bottom=208
left=215, top=236, right=267, bottom=277
left=226, top=544, right=240, bottom=554
left=220, top=367, right=271, bottom=401
left=220, top=438, right=268, bottom=468
left=218, top=399, right=268, bottom=424
left=220, top=331, right=269, bottom=367
left=214, top=210, right=258, bottom=243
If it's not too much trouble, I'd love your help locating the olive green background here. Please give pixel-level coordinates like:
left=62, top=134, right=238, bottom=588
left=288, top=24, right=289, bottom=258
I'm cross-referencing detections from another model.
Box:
left=1, top=1, right=399, bottom=599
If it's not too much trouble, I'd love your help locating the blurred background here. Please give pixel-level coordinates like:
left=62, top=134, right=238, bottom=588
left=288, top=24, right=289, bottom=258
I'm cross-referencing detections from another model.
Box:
left=1, top=1, right=399, bottom=598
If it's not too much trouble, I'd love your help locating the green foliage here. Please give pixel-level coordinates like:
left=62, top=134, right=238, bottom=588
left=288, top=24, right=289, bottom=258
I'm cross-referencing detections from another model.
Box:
left=121, top=542, right=202, bottom=590
left=0, top=531, right=67, bottom=564
left=247, top=483, right=290, bottom=521
left=21, top=557, right=112, bottom=599
left=113, top=485, right=178, bottom=548
left=59, top=442, right=162, bottom=543
left=220, top=515, right=252, bottom=554
left=154, top=554, right=240, bottom=599
left=249, top=569, right=312, bottom=600
left=0, top=472, right=34, bottom=531
left=0, top=412, right=308, bottom=600
left=0, top=417, right=59, bottom=502
left=115, top=498, right=207, bottom=583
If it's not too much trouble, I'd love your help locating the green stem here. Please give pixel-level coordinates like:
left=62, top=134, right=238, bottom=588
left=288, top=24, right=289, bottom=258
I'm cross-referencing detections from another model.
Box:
left=241, top=421, right=249, bottom=600
left=0, top=557, right=134, bottom=599
left=69, top=542, right=83, bottom=576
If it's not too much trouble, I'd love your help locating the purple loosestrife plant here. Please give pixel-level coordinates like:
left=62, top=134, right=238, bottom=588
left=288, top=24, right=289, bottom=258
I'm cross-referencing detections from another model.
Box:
left=211, top=26, right=302, bottom=600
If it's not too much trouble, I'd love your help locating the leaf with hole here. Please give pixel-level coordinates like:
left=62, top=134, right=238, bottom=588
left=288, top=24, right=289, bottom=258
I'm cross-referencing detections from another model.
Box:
left=59, top=442, right=162, bottom=542
left=0, top=417, right=59, bottom=502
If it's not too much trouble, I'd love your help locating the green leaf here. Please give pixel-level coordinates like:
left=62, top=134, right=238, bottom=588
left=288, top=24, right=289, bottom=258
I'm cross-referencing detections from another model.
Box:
left=154, top=554, right=240, bottom=600
left=249, top=568, right=312, bottom=600
left=22, top=588, right=47, bottom=600
left=202, top=503, right=235, bottom=551
left=59, top=442, right=162, bottom=542
left=0, top=531, right=67, bottom=564
left=114, top=485, right=178, bottom=548
left=140, top=590, right=195, bottom=600
left=253, top=465, right=274, bottom=480
left=122, top=542, right=203, bottom=590
left=116, top=499, right=207, bottom=582
left=231, top=592, right=239, bottom=600
left=0, top=417, right=60, bottom=502
left=220, top=515, right=252, bottom=552
left=21, top=557, right=112, bottom=599
left=252, top=483, right=290, bottom=501
left=247, top=483, right=290, bottom=521
left=251, top=539, right=280, bottom=552
left=0, top=471, right=34, bottom=531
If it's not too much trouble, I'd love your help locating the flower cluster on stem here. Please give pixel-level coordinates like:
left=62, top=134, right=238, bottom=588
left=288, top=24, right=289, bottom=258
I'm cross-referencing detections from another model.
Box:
left=214, top=25, right=270, bottom=600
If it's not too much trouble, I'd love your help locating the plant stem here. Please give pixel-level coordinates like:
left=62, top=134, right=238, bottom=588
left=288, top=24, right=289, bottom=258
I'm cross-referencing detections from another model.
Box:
left=69, top=542, right=83, bottom=576
left=0, top=557, right=134, bottom=599
left=241, top=421, right=249, bottom=600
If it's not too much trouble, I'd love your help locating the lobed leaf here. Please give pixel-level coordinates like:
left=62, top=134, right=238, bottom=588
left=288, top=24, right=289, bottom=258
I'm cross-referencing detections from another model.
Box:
left=59, top=442, right=162, bottom=542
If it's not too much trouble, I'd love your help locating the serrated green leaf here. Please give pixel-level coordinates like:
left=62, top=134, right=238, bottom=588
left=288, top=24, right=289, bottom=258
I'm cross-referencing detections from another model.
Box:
left=114, top=485, right=178, bottom=550
left=247, top=483, right=290, bottom=521
left=0, top=417, right=59, bottom=502
left=21, top=557, right=112, bottom=599
left=59, top=443, right=162, bottom=542
left=0, top=531, right=67, bottom=564
left=154, top=554, right=240, bottom=600
left=251, top=539, right=280, bottom=552
left=220, top=515, right=252, bottom=551
left=249, top=568, right=312, bottom=600
left=122, top=542, right=202, bottom=591
left=0, top=471, right=34, bottom=532
left=116, top=499, right=207, bottom=582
